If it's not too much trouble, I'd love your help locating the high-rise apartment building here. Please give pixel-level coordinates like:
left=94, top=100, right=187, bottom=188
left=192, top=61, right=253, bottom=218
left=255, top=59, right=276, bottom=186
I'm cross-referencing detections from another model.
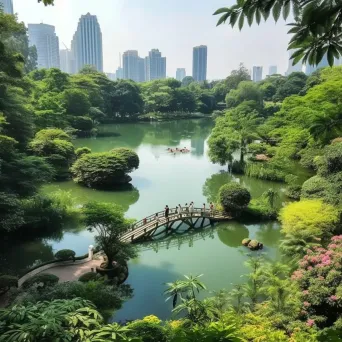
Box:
left=122, top=50, right=140, bottom=82
left=176, top=68, right=186, bottom=81
left=268, top=65, right=277, bottom=76
left=145, top=49, right=166, bottom=81
left=192, top=45, right=207, bottom=82
left=59, top=49, right=73, bottom=73
left=285, top=50, right=303, bottom=75
left=28, top=24, right=60, bottom=69
left=71, top=13, right=103, bottom=73
left=106, top=73, right=116, bottom=81
left=252, top=66, right=263, bottom=82
left=0, top=0, right=14, bottom=14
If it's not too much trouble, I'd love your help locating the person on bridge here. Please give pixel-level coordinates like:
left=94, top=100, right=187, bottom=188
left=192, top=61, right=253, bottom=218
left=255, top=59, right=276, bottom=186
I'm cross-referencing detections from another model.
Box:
left=178, top=204, right=182, bottom=217
left=165, top=205, right=170, bottom=222
left=210, top=202, right=215, bottom=215
left=202, top=203, right=206, bottom=216
left=189, top=202, right=194, bottom=216
left=184, top=203, right=189, bottom=213
left=155, top=214, right=159, bottom=227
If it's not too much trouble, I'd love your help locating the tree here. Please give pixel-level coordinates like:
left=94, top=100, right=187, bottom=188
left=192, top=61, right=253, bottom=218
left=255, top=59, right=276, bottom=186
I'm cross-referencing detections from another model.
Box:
left=214, top=1, right=342, bottom=67
left=82, top=202, right=137, bottom=267
left=225, top=81, right=263, bottom=109
left=61, top=88, right=91, bottom=116
left=218, top=182, right=251, bottom=214
left=71, top=148, right=139, bottom=188
left=181, top=76, right=195, bottom=87
left=225, top=63, right=251, bottom=90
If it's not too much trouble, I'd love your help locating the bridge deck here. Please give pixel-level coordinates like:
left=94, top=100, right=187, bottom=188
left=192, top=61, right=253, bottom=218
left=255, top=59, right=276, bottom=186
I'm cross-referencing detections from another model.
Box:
left=120, top=208, right=231, bottom=242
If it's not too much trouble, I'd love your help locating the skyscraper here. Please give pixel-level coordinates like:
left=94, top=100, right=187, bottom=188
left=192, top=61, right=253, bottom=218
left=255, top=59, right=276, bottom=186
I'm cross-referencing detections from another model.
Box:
left=268, top=65, right=277, bottom=76
left=122, top=50, right=140, bottom=82
left=305, top=54, right=329, bottom=75
left=0, top=0, right=14, bottom=14
left=138, top=57, right=146, bottom=82
left=285, top=50, right=303, bottom=75
left=145, top=49, right=166, bottom=81
left=71, top=13, right=103, bottom=73
left=115, top=66, right=123, bottom=80
left=176, top=68, right=186, bottom=81
left=28, top=24, right=60, bottom=69
left=192, top=45, right=207, bottom=81
left=252, top=66, right=263, bottom=82
left=59, top=49, right=72, bottom=73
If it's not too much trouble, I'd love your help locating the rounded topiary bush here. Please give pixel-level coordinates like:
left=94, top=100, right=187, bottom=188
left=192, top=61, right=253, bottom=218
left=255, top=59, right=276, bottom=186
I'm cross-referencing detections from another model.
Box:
left=78, top=272, right=100, bottom=283
left=219, top=182, right=251, bottom=214
left=22, top=273, right=59, bottom=289
left=71, top=149, right=139, bottom=188
left=54, top=249, right=76, bottom=261
left=242, top=238, right=251, bottom=246
left=0, top=275, right=18, bottom=292
left=75, top=147, right=91, bottom=158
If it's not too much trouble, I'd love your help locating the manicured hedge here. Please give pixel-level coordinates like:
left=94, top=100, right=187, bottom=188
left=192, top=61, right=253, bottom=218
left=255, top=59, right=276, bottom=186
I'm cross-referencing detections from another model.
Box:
left=55, top=249, right=76, bottom=261
left=78, top=272, right=100, bottom=283
left=22, top=273, right=59, bottom=289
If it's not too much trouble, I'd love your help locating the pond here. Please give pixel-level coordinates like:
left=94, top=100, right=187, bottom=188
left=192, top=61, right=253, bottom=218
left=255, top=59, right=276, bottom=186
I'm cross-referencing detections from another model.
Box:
left=4, top=119, right=296, bottom=320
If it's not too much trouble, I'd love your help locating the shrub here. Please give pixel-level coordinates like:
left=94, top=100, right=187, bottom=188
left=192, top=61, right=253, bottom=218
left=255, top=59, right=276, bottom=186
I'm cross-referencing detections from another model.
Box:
left=219, top=182, right=251, bottom=214
left=112, top=147, right=140, bottom=170
left=244, top=199, right=277, bottom=220
left=70, top=116, right=94, bottom=132
left=299, top=146, right=323, bottom=170
left=292, top=235, right=342, bottom=328
left=34, top=128, right=71, bottom=142
left=247, top=143, right=267, bottom=155
left=316, top=142, right=342, bottom=177
left=285, top=185, right=302, bottom=200
left=0, top=275, right=18, bottom=292
left=78, top=272, right=100, bottom=283
left=244, top=162, right=287, bottom=182
left=128, top=318, right=168, bottom=342
left=54, top=249, right=76, bottom=261
left=71, top=150, right=139, bottom=188
left=22, top=273, right=59, bottom=289
left=280, top=200, right=339, bottom=240
left=75, top=147, right=91, bottom=158
left=301, top=176, right=338, bottom=204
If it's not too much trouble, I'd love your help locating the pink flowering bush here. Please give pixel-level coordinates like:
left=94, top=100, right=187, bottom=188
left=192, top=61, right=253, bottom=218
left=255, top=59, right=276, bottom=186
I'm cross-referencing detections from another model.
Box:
left=292, top=235, right=342, bottom=328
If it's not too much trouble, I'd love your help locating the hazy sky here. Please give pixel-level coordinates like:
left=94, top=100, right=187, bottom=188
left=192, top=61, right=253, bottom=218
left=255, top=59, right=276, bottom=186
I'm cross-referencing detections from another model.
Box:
left=14, top=0, right=292, bottom=79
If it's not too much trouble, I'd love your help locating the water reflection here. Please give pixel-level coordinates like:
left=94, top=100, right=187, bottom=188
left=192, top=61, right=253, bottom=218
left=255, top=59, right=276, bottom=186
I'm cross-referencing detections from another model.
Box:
left=217, top=223, right=250, bottom=248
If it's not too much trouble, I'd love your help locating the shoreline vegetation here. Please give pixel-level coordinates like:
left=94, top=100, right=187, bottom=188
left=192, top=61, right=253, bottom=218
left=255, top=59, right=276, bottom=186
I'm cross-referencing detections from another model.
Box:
left=1, top=2, right=342, bottom=341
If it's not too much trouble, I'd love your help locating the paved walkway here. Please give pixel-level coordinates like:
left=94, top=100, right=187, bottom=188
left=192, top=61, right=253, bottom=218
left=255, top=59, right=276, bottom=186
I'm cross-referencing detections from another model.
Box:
left=38, top=258, right=103, bottom=282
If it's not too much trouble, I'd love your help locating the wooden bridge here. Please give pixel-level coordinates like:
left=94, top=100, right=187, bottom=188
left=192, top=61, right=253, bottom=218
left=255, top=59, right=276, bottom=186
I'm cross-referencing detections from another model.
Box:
left=120, top=208, right=231, bottom=243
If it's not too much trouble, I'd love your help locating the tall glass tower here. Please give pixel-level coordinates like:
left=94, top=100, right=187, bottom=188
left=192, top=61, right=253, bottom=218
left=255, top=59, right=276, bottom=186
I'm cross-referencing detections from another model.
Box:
left=192, top=45, right=207, bottom=82
left=28, top=24, right=60, bottom=69
left=71, top=13, right=103, bottom=73
left=0, top=0, right=14, bottom=15
left=145, top=49, right=166, bottom=81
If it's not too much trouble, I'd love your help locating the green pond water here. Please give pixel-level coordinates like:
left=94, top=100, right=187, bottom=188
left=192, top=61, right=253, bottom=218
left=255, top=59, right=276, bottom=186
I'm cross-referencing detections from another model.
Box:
left=4, top=119, right=304, bottom=320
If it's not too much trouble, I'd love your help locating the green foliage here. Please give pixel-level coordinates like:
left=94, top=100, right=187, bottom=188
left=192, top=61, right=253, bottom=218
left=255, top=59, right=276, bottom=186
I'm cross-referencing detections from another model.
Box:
left=316, top=143, right=342, bottom=177
left=244, top=160, right=288, bottom=182
left=0, top=275, right=18, bottom=292
left=71, top=149, right=139, bottom=188
left=225, top=81, right=263, bottom=109
left=61, top=88, right=91, bottom=116
left=22, top=273, right=59, bottom=290
left=78, top=272, right=101, bottom=283
left=128, top=318, right=168, bottom=342
left=82, top=202, right=138, bottom=267
left=244, top=198, right=277, bottom=220
left=218, top=182, right=251, bottom=214
left=75, top=146, right=91, bottom=158
left=214, top=1, right=342, bottom=67
left=54, top=249, right=76, bottom=261
left=280, top=199, right=340, bottom=240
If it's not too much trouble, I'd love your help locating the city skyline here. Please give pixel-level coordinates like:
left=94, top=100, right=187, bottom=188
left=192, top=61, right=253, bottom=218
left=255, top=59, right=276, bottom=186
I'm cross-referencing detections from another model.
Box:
left=252, top=66, right=263, bottom=82
left=12, top=0, right=292, bottom=79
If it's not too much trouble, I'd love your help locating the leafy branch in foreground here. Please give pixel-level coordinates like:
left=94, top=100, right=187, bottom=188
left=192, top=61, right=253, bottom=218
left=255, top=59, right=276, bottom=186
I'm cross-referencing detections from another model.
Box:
left=214, top=0, right=342, bottom=67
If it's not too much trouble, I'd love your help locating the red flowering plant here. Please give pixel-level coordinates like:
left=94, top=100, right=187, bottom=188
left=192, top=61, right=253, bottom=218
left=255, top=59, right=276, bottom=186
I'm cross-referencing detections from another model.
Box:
left=291, top=235, right=342, bottom=328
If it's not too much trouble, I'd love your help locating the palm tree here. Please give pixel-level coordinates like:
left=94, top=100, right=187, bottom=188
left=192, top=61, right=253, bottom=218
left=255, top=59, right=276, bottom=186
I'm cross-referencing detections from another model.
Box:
left=164, top=274, right=206, bottom=309
left=310, top=112, right=342, bottom=144
left=262, top=189, right=279, bottom=209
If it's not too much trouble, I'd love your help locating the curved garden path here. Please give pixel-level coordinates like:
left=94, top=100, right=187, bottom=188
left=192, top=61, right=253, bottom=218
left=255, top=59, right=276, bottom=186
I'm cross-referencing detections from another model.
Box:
left=37, top=257, right=103, bottom=282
